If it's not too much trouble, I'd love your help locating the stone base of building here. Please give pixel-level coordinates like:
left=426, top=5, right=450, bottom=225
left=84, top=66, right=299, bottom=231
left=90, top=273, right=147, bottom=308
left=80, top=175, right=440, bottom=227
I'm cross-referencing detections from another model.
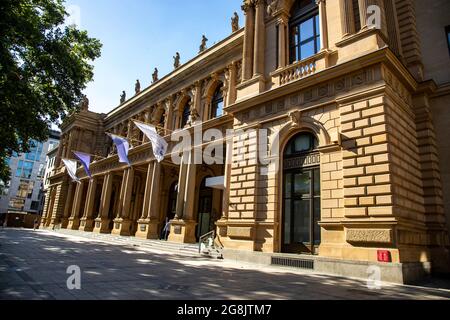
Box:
left=222, top=249, right=432, bottom=285
left=67, top=218, right=80, bottom=230
left=61, top=218, right=69, bottom=229
left=111, top=218, right=133, bottom=236
left=135, top=219, right=160, bottom=240
left=168, top=219, right=197, bottom=244
left=79, top=218, right=94, bottom=232
left=93, top=218, right=111, bottom=234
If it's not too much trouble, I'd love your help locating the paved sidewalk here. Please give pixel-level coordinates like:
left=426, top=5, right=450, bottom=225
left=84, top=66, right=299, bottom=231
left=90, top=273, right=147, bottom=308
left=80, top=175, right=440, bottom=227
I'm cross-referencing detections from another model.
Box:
left=0, top=228, right=449, bottom=300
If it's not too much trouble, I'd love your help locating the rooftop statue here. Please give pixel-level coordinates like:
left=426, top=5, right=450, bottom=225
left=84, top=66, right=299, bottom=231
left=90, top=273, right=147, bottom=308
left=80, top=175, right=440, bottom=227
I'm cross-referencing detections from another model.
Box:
left=231, top=12, right=239, bottom=32
left=199, top=35, right=208, bottom=53
left=152, top=68, right=159, bottom=83
left=173, top=52, right=180, bottom=69
left=120, top=91, right=126, bottom=104
left=81, top=95, right=89, bottom=111
left=135, top=79, right=141, bottom=95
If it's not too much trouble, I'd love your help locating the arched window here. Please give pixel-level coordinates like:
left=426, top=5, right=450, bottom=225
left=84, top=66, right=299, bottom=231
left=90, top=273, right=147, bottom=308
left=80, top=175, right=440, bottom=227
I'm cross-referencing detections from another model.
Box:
left=211, top=85, right=224, bottom=119
left=284, top=132, right=319, bottom=156
left=289, top=0, right=320, bottom=64
left=180, top=100, right=191, bottom=128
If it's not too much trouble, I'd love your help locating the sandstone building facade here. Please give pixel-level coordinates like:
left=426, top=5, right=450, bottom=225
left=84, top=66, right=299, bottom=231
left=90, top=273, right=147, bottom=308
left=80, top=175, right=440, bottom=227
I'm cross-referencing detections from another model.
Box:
left=41, top=0, right=450, bottom=283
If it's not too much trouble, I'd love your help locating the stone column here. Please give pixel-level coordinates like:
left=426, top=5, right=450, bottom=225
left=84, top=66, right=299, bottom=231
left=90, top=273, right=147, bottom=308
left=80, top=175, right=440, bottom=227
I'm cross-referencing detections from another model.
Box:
left=113, top=168, right=135, bottom=236
left=68, top=182, right=84, bottom=230
left=80, top=177, right=97, bottom=232
left=358, top=0, right=369, bottom=30
left=340, top=0, right=355, bottom=36
left=242, top=2, right=255, bottom=81
left=170, top=151, right=198, bottom=243
left=164, top=98, right=174, bottom=135
left=226, top=62, right=237, bottom=106
left=253, top=0, right=265, bottom=77
left=276, top=16, right=288, bottom=69
left=61, top=183, right=75, bottom=228
left=316, top=0, right=329, bottom=50
left=94, top=173, right=113, bottom=233
left=136, top=162, right=162, bottom=239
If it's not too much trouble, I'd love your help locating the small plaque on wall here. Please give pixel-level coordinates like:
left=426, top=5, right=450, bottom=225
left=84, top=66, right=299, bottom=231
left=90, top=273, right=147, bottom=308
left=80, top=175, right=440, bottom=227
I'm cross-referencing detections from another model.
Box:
left=80, top=221, right=85, bottom=227
left=115, top=223, right=120, bottom=229
left=140, top=225, right=146, bottom=232
left=95, top=222, right=100, bottom=228
left=174, top=226, right=182, bottom=234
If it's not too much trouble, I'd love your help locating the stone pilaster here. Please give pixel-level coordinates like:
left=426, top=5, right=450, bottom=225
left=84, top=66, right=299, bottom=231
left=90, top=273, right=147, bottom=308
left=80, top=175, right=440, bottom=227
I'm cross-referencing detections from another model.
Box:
left=242, top=1, right=255, bottom=81
left=252, top=0, right=265, bottom=77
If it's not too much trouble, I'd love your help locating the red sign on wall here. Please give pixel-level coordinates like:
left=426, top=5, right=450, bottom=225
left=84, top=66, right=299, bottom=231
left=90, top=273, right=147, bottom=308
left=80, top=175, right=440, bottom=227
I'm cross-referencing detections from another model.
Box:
left=377, top=250, right=392, bottom=263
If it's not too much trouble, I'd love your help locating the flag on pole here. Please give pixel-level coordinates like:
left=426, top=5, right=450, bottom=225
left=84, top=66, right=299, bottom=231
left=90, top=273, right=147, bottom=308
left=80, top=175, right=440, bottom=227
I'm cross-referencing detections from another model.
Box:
left=133, top=121, right=168, bottom=162
left=108, top=133, right=131, bottom=165
left=62, top=159, right=80, bottom=183
left=73, top=151, right=92, bottom=178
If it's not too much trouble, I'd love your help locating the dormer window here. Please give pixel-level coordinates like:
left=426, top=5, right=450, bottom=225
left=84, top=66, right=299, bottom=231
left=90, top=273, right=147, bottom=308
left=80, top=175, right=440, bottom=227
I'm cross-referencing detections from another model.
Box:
left=289, top=0, right=320, bottom=64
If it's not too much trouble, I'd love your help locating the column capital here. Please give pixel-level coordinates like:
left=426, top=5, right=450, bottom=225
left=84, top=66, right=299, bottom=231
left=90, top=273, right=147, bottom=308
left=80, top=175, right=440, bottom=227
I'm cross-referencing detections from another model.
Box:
left=316, top=0, right=326, bottom=4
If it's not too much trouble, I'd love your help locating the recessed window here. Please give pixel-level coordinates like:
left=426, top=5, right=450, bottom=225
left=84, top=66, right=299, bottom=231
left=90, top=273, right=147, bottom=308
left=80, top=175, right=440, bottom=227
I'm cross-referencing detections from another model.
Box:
left=181, top=100, right=191, bottom=128
left=211, top=85, right=224, bottom=118
left=289, top=0, right=320, bottom=64
left=284, top=132, right=318, bottom=156
left=16, top=160, right=34, bottom=178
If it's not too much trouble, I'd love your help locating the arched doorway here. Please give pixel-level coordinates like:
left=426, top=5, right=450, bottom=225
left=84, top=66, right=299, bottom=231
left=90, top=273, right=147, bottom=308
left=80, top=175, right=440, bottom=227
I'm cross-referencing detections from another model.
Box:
left=196, top=177, right=213, bottom=242
left=282, top=132, right=321, bottom=254
left=161, top=182, right=178, bottom=239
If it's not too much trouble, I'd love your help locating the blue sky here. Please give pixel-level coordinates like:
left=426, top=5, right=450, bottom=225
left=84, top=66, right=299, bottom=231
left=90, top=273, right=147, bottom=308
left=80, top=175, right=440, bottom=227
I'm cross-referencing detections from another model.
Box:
left=64, top=0, right=244, bottom=114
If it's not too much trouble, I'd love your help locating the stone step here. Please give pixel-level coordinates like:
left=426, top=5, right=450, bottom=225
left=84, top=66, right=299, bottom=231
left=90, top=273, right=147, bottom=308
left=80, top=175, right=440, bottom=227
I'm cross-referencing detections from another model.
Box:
left=52, top=229, right=200, bottom=255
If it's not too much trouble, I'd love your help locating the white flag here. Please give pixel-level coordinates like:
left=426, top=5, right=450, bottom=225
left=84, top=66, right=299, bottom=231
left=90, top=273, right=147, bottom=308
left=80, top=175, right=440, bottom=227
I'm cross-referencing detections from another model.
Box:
left=133, top=121, right=168, bottom=162
left=62, top=159, right=80, bottom=183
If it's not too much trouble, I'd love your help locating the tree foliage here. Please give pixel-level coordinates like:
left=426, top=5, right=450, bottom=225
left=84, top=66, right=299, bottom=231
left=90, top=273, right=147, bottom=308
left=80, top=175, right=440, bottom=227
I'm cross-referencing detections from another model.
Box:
left=0, top=0, right=102, bottom=185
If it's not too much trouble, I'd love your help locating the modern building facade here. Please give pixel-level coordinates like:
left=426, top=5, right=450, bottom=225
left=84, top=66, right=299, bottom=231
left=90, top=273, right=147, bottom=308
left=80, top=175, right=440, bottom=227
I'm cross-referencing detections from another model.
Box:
left=1, top=130, right=60, bottom=216
left=41, top=0, right=450, bottom=283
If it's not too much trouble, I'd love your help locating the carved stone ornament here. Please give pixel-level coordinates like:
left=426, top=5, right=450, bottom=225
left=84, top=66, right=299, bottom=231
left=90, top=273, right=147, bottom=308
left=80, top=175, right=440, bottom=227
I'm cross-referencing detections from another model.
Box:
left=267, top=0, right=278, bottom=16
left=289, top=110, right=302, bottom=126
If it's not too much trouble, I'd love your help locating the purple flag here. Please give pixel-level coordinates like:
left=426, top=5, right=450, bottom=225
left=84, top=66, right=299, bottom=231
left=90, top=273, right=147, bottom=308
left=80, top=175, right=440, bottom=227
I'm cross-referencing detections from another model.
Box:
left=73, top=151, right=92, bottom=178
left=108, top=133, right=131, bottom=165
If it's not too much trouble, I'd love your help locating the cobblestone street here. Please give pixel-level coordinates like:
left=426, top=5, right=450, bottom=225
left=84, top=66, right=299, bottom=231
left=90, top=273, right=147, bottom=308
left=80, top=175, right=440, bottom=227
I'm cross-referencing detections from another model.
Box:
left=0, top=229, right=449, bottom=300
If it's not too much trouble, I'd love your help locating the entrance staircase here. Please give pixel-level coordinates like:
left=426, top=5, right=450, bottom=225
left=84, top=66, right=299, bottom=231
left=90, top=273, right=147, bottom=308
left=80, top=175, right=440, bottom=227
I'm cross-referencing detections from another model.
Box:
left=51, top=229, right=200, bottom=256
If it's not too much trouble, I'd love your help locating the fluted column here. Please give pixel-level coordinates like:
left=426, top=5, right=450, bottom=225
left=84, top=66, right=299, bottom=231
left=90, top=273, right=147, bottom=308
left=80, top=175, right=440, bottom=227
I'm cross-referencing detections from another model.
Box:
left=242, top=2, right=255, bottom=81
left=253, top=0, right=265, bottom=77
left=99, top=173, right=113, bottom=219
left=340, top=0, right=355, bottom=36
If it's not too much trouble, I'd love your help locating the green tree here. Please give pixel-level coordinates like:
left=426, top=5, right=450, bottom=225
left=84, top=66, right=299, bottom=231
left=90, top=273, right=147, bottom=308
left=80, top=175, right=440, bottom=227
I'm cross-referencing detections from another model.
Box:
left=0, top=0, right=102, bottom=186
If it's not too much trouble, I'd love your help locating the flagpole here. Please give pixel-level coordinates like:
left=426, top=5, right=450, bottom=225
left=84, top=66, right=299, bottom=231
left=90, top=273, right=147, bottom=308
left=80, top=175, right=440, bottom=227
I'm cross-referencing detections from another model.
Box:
left=72, top=151, right=106, bottom=160
left=132, top=118, right=176, bottom=134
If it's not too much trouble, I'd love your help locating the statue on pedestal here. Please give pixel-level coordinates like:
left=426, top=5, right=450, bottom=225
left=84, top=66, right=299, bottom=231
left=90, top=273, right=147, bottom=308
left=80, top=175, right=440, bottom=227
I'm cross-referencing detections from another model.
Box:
left=173, top=52, right=180, bottom=69
left=120, top=91, right=126, bottom=104
left=199, top=35, right=208, bottom=53
left=231, top=12, right=239, bottom=32
left=152, top=68, right=159, bottom=83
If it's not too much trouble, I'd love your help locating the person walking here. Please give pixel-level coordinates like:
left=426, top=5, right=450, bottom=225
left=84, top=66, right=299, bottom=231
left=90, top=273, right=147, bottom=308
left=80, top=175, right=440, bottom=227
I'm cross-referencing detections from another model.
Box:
left=33, top=217, right=39, bottom=231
